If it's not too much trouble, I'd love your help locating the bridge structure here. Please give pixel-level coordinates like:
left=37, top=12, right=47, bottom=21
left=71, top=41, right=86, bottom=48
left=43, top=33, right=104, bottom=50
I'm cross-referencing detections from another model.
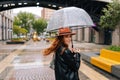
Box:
left=0, top=0, right=108, bottom=23
left=0, top=0, right=110, bottom=43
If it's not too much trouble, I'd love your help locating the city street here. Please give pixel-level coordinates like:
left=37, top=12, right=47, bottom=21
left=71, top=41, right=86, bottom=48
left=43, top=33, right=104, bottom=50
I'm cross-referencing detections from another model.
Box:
left=0, top=0, right=120, bottom=80
left=0, top=40, right=119, bottom=80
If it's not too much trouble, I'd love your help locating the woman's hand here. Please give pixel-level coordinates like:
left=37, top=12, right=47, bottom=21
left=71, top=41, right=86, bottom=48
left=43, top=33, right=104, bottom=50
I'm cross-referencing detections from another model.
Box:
left=70, top=48, right=81, bottom=53
left=74, top=48, right=81, bottom=53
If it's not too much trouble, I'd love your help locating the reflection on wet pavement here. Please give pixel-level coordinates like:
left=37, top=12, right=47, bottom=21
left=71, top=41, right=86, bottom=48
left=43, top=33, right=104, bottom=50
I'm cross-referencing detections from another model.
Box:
left=3, top=40, right=55, bottom=80
left=8, top=52, right=55, bottom=80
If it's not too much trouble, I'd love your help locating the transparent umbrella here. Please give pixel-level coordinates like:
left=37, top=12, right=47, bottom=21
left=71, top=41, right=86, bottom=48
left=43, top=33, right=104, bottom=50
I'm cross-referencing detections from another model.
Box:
left=47, top=7, right=94, bottom=48
left=47, top=7, right=94, bottom=31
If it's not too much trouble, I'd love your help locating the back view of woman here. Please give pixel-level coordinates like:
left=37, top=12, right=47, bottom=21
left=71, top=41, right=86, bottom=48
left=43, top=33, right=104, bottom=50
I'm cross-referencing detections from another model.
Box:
left=44, top=27, right=81, bottom=80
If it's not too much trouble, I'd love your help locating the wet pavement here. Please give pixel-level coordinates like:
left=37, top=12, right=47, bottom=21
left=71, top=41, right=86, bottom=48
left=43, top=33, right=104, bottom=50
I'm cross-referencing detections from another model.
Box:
left=0, top=40, right=119, bottom=80
left=0, top=40, right=90, bottom=80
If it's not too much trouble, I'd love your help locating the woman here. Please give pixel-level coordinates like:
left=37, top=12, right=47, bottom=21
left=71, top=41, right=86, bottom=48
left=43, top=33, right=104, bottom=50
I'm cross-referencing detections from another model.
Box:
left=44, top=27, right=81, bottom=80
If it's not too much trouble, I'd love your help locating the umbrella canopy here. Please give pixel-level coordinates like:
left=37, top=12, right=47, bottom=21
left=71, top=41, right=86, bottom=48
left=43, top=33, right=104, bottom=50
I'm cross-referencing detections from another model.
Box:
left=47, top=7, right=94, bottom=31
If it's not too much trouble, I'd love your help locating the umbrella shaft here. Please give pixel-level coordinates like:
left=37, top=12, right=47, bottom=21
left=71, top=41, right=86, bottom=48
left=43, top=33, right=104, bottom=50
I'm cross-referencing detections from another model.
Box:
left=71, top=37, right=73, bottom=48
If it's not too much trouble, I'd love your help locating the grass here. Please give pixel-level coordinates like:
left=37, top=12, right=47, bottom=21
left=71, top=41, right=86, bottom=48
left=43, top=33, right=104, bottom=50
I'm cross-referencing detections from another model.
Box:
left=107, top=45, right=120, bottom=52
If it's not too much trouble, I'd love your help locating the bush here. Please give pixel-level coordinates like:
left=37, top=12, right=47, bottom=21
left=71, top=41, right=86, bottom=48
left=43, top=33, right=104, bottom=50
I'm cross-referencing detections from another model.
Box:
left=11, top=38, right=24, bottom=42
left=46, top=37, right=55, bottom=42
left=107, top=45, right=120, bottom=51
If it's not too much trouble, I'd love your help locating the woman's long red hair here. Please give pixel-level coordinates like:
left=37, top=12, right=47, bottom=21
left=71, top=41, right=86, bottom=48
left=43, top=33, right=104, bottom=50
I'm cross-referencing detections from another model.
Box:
left=43, top=36, right=68, bottom=56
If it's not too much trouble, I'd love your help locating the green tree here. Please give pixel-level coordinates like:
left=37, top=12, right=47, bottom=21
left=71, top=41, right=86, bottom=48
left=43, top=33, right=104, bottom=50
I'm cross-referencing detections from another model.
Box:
left=99, top=0, right=120, bottom=45
left=13, top=11, right=35, bottom=32
left=20, top=28, right=28, bottom=35
left=100, top=0, right=120, bottom=30
left=13, top=25, right=28, bottom=37
left=13, top=16, right=21, bottom=26
left=32, top=18, right=47, bottom=35
left=13, top=25, right=21, bottom=36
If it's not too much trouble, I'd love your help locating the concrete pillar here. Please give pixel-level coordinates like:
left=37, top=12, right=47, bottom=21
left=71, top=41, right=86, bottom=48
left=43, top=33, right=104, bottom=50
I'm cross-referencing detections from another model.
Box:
left=84, top=28, right=90, bottom=42
left=94, top=31, right=104, bottom=44
left=76, top=29, right=78, bottom=41
left=6, top=18, right=8, bottom=40
left=11, top=20, right=13, bottom=39
left=77, top=29, right=83, bottom=42
left=8, top=19, right=12, bottom=40
left=1, top=15, right=3, bottom=40
left=72, top=29, right=77, bottom=41
left=3, top=16, right=5, bottom=40
left=99, top=31, right=104, bottom=44
left=95, top=31, right=99, bottom=44
left=8, top=20, right=12, bottom=40
left=9, top=20, right=11, bottom=39
left=0, top=28, right=1, bottom=40
left=112, top=27, right=120, bottom=46
left=0, top=15, right=2, bottom=40
left=8, top=19, right=10, bottom=40
left=81, top=28, right=84, bottom=41
left=5, top=17, right=7, bottom=40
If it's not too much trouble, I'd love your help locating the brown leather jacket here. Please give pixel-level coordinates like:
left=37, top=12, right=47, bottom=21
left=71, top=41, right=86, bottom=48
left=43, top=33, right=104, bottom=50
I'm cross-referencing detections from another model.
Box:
left=55, top=46, right=81, bottom=80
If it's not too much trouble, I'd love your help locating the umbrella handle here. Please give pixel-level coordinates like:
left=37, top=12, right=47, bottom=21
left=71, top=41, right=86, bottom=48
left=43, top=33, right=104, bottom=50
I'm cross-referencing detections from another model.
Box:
left=71, top=29, right=74, bottom=48
left=71, top=37, right=74, bottom=48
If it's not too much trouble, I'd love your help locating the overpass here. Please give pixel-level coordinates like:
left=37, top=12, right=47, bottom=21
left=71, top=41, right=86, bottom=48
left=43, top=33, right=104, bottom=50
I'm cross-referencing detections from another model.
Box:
left=0, top=0, right=108, bottom=23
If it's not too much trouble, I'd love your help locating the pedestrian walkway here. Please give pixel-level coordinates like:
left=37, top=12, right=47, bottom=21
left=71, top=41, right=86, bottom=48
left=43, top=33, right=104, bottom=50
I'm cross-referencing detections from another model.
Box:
left=0, top=41, right=6, bottom=45
left=73, top=41, right=109, bottom=52
left=7, top=66, right=55, bottom=80
left=0, top=40, right=119, bottom=80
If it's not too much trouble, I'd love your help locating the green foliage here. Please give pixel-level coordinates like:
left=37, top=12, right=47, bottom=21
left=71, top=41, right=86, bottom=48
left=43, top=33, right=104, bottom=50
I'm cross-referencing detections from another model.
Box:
left=99, top=0, right=120, bottom=30
left=13, top=11, right=47, bottom=36
left=32, top=18, right=47, bottom=35
left=20, top=28, right=28, bottom=35
left=13, top=25, right=28, bottom=36
left=13, top=25, right=21, bottom=36
left=12, top=37, right=29, bottom=41
left=107, top=45, right=120, bottom=51
left=13, top=16, right=21, bottom=26
left=11, top=38, right=24, bottom=42
left=13, top=11, right=35, bottom=32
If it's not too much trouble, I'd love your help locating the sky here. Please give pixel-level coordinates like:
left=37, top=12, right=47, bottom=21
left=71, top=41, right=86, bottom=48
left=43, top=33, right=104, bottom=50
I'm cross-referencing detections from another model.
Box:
left=13, top=7, right=43, bottom=17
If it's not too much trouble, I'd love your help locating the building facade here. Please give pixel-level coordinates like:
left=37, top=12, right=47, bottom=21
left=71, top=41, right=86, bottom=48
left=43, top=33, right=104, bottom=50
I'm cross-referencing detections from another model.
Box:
left=0, top=10, right=13, bottom=41
left=72, top=27, right=109, bottom=44
left=41, top=8, right=55, bottom=21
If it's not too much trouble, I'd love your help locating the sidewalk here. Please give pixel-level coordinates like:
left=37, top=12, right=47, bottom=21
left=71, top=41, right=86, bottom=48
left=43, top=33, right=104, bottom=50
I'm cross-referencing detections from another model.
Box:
left=73, top=41, right=109, bottom=52
left=0, top=40, right=119, bottom=80
left=0, top=41, right=6, bottom=45
left=0, top=40, right=91, bottom=80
